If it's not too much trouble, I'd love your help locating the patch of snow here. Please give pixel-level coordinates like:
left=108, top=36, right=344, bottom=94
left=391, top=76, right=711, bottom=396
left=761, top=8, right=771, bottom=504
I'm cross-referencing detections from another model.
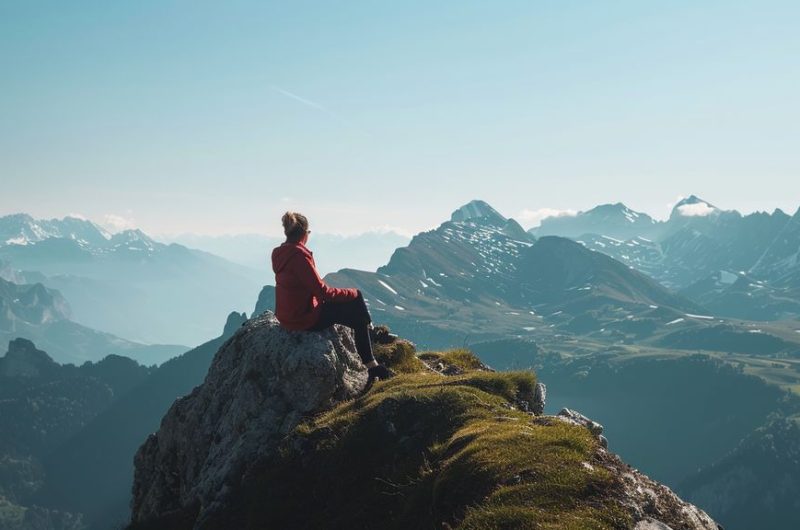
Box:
left=374, top=298, right=387, bottom=305
left=686, top=313, right=714, bottom=320
left=719, top=270, right=738, bottom=285
left=419, top=280, right=428, bottom=288
left=377, top=279, right=398, bottom=295
left=748, top=329, right=763, bottom=334
left=649, top=305, right=658, bottom=309
left=666, top=318, right=685, bottom=326
left=601, top=235, right=622, bottom=243
left=393, top=305, right=405, bottom=311
left=522, top=326, right=536, bottom=331
left=5, top=237, right=29, bottom=245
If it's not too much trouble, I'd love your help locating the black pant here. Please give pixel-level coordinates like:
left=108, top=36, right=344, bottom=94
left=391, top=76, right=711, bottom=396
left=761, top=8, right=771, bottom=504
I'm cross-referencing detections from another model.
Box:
left=308, top=290, right=375, bottom=364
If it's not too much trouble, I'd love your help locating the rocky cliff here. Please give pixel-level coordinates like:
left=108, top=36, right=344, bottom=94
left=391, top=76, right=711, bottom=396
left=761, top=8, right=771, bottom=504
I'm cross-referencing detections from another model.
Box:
left=129, top=312, right=721, bottom=530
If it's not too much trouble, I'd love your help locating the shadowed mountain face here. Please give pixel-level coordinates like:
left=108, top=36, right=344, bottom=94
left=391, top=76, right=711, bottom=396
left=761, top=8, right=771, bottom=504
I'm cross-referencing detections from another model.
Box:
left=512, top=236, right=700, bottom=312
left=0, top=338, right=153, bottom=528
left=679, top=418, right=800, bottom=530
left=30, top=312, right=247, bottom=530
left=0, top=214, right=266, bottom=346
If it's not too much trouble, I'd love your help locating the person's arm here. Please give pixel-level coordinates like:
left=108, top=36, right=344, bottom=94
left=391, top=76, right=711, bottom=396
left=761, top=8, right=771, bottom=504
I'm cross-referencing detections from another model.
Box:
left=292, top=252, right=359, bottom=303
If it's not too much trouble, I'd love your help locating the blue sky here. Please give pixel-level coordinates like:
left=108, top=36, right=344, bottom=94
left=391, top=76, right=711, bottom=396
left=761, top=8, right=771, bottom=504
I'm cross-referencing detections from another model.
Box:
left=1, top=0, right=798, bottom=236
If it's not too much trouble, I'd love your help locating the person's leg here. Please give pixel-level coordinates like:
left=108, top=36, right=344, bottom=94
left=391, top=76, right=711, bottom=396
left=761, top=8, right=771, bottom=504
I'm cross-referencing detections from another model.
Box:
left=308, top=293, right=376, bottom=364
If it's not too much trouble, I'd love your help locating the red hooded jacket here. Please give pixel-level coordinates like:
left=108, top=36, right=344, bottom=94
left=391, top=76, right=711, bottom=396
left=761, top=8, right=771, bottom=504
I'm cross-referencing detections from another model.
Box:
left=271, top=240, right=359, bottom=330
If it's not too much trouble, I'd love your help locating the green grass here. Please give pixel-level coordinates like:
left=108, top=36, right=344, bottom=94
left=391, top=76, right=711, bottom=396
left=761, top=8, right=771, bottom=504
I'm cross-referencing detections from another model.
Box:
left=373, top=339, right=426, bottom=373
left=418, top=347, right=486, bottom=371
left=228, top=350, right=631, bottom=530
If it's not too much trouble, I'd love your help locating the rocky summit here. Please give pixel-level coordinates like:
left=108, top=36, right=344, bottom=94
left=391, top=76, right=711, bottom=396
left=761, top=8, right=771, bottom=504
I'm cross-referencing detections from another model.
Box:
left=129, top=312, right=720, bottom=530
left=130, top=311, right=367, bottom=526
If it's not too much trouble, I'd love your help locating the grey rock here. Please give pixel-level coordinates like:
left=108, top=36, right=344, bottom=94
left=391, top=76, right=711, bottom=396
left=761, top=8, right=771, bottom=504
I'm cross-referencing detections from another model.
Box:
left=532, top=382, right=546, bottom=415
left=558, top=407, right=604, bottom=436
left=130, top=311, right=368, bottom=526
left=634, top=519, right=674, bottom=530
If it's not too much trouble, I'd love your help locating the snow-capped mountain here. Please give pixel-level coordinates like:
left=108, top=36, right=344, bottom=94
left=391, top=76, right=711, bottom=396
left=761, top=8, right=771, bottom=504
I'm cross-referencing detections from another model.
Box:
left=324, top=200, right=703, bottom=348
left=0, top=213, right=267, bottom=346
left=531, top=197, right=800, bottom=320
left=0, top=214, right=111, bottom=248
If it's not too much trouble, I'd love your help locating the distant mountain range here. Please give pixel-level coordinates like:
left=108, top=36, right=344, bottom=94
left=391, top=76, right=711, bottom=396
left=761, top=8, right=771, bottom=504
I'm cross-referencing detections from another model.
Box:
left=164, top=230, right=411, bottom=276
left=0, top=214, right=268, bottom=347
left=323, top=199, right=799, bottom=354
left=0, top=277, right=185, bottom=365
left=529, top=196, right=800, bottom=321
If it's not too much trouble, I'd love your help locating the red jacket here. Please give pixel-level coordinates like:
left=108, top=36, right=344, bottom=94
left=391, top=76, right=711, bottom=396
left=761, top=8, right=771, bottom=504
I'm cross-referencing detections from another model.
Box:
left=271, top=240, right=359, bottom=330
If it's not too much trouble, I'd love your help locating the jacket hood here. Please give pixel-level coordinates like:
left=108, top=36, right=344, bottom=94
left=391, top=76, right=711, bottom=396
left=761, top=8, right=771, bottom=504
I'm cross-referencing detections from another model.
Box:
left=272, top=241, right=312, bottom=273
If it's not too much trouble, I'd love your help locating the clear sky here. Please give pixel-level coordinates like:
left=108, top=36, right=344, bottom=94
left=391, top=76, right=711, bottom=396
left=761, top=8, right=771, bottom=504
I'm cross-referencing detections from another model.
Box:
left=2, top=0, right=798, bottom=236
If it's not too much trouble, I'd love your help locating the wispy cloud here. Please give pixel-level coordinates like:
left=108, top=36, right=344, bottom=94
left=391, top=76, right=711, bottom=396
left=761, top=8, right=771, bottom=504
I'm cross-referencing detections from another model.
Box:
left=518, top=208, right=577, bottom=228
left=101, top=213, right=137, bottom=233
left=270, top=85, right=359, bottom=131
left=270, top=85, right=328, bottom=112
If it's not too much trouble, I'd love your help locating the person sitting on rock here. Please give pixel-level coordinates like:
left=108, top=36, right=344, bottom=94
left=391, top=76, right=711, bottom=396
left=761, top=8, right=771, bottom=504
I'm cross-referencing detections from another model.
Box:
left=271, top=211, right=394, bottom=381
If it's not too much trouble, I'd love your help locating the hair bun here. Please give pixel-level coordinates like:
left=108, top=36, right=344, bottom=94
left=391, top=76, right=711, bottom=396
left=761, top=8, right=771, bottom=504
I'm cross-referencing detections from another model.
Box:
left=281, top=211, right=309, bottom=240
left=282, top=212, right=297, bottom=231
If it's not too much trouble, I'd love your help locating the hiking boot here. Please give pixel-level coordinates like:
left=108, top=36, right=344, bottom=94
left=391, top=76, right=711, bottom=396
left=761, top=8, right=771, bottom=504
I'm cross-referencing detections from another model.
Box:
left=368, top=364, right=395, bottom=381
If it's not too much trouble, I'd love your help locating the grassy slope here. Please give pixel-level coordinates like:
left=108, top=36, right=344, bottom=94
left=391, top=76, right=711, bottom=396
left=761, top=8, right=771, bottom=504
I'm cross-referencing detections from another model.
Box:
left=198, top=343, right=632, bottom=530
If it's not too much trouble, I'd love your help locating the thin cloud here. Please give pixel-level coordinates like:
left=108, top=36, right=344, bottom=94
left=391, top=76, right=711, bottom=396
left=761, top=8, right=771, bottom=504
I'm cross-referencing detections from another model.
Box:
left=270, top=85, right=361, bottom=132
left=270, top=85, right=327, bottom=112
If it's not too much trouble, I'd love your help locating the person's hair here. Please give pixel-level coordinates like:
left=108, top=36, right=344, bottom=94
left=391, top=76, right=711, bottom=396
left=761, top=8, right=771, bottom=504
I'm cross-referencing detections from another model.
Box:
left=282, top=211, right=309, bottom=242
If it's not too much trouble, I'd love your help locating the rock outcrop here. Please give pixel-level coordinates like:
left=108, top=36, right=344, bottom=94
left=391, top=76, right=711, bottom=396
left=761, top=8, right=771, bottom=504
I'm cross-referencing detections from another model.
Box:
left=0, top=338, right=60, bottom=378
left=129, top=313, right=720, bottom=530
left=130, top=311, right=368, bottom=526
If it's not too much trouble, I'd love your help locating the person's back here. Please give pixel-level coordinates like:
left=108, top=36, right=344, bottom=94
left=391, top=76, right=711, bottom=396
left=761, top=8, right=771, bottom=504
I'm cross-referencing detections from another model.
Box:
left=271, top=239, right=346, bottom=330
left=271, top=211, right=394, bottom=381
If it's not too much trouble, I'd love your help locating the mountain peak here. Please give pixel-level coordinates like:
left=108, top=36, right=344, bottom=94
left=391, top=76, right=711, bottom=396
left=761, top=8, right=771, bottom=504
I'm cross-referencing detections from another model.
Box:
left=671, top=196, right=719, bottom=218
left=0, top=338, right=58, bottom=377
left=450, top=200, right=506, bottom=225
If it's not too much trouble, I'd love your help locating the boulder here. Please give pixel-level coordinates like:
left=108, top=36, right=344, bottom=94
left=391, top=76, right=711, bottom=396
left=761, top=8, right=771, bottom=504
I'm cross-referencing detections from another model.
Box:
left=130, top=311, right=368, bottom=526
